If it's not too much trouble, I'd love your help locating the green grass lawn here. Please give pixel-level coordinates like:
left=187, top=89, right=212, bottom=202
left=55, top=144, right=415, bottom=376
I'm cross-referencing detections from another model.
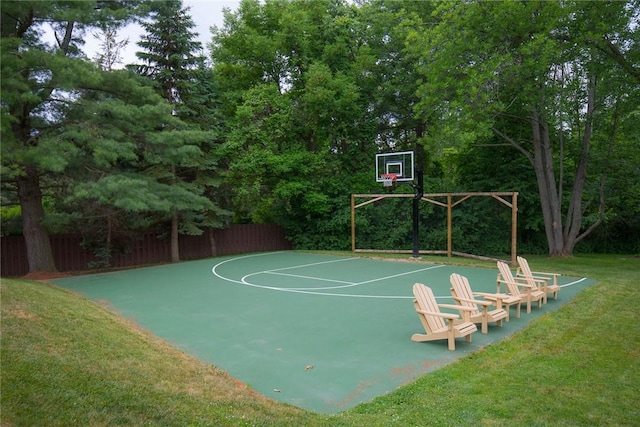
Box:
left=2, top=253, right=639, bottom=426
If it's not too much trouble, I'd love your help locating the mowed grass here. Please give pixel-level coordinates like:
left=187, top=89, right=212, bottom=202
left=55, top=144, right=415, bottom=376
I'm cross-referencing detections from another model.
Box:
left=1, top=253, right=639, bottom=426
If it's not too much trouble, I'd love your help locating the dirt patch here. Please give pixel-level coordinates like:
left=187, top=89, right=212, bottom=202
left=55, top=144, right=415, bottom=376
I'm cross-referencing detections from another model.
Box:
left=22, top=271, right=72, bottom=281
left=10, top=309, right=37, bottom=319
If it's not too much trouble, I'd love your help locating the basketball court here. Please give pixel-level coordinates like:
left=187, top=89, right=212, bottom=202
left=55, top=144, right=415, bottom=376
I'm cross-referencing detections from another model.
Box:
left=52, top=252, right=594, bottom=414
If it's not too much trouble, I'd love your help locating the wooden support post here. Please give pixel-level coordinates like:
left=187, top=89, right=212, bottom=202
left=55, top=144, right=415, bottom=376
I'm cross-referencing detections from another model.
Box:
left=351, top=194, right=356, bottom=252
left=511, top=192, right=518, bottom=266
left=351, top=191, right=518, bottom=264
left=447, top=194, right=452, bottom=258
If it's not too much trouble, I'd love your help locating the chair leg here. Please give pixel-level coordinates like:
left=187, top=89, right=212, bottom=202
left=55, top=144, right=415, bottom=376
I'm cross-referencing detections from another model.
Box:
left=447, top=319, right=455, bottom=351
left=481, top=307, right=488, bottom=333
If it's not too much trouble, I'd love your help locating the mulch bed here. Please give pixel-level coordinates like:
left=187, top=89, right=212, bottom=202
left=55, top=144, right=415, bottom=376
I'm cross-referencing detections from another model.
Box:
left=22, top=271, right=72, bottom=281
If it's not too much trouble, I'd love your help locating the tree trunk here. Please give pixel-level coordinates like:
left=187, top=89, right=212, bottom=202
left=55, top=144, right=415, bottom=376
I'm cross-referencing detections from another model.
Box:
left=208, top=227, right=218, bottom=257
left=9, top=17, right=74, bottom=274
left=171, top=214, right=180, bottom=262
left=17, top=168, right=57, bottom=273
left=530, top=110, right=567, bottom=256
left=562, top=77, right=596, bottom=254
left=169, top=162, right=181, bottom=262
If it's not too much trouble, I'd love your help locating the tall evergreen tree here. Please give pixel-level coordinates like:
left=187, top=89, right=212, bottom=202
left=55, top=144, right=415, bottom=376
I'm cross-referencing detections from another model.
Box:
left=92, top=25, right=129, bottom=71
left=0, top=0, right=145, bottom=273
left=133, top=0, right=226, bottom=261
left=135, top=0, right=203, bottom=107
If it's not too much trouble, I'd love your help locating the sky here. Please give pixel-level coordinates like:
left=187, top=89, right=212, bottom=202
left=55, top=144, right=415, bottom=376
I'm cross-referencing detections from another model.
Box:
left=86, top=0, right=242, bottom=67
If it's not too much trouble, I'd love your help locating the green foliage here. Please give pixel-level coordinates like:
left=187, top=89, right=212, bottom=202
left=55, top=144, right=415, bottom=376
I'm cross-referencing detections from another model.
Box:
left=0, top=0, right=154, bottom=271
left=211, top=0, right=432, bottom=249
left=407, top=0, right=640, bottom=255
left=134, top=0, right=203, bottom=107
left=0, top=205, right=22, bottom=236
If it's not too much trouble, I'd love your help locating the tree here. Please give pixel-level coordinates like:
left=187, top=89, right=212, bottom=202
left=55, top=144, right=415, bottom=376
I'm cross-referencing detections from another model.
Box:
left=210, top=0, right=375, bottom=241
left=1, top=0, right=144, bottom=273
left=135, top=0, right=203, bottom=106
left=356, top=1, right=439, bottom=170
left=58, top=68, right=217, bottom=262
left=410, top=0, right=639, bottom=256
left=133, top=0, right=224, bottom=262
left=92, top=25, right=129, bottom=71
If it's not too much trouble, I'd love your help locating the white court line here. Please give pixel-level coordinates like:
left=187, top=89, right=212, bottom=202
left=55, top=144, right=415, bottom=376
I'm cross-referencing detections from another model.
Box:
left=211, top=253, right=589, bottom=299
left=254, top=264, right=445, bottom=291
left=211, top=253, right=443, bottom=299
left=211, top=252, right=355, bottom=287
left=355, top=265, right=446, bottom=285
left=237, top=256, right=364, bottom=291
left=260, top=271, right=356, bottom=290
left=266, top=257, right=360, bottom=272
left=560, top=277, right=588, bottom=287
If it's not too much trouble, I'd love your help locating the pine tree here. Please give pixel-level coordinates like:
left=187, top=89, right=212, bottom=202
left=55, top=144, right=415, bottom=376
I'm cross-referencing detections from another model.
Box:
left=0, top=0, right=145, bottom=273
left=135, top=0, right=202, bottom=108
left=92, top=25, right=129, bottom=71
left=133, top=0, right=227, bottom=262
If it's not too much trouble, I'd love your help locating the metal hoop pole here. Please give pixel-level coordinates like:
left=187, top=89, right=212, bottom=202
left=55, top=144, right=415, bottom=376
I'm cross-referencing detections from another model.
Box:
left=412, top=170, right=424, bottom=259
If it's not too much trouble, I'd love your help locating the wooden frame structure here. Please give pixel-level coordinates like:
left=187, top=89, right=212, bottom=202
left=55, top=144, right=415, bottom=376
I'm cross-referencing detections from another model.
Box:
left=351, top=192, right=519, bottom=265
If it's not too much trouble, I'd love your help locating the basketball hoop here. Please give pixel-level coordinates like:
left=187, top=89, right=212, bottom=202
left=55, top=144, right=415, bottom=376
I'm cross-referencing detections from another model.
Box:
left=381, top=173, right=397, bottom=187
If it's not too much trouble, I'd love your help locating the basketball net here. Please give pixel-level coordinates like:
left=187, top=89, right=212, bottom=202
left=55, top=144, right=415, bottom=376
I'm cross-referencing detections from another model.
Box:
left=381, top=173, right=398, bottom=187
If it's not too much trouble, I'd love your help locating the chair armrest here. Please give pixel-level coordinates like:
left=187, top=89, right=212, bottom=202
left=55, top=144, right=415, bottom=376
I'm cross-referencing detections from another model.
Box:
left=519, top=267, right=561, bottom=285
left=474, top=292, right=502, bottom=299
left=513, top=276, right=536, bottom=285
left=527, top=274, right=560, bottom=289
left=497, top=278, right=535, bottom=290
left=417, top=309, right=459, bottom=320
left=531, top=270, right=561, bottom=279
left=535, top=271, right=560, bottom=287
left=438, top=304, right=476, bottom=322
left=515, top=273, right=548, bottom=285
left=438, top=304, right=477, bottom=312
left=454, top=296, right=492, bottom=306
left=474, top=292, right=510, bottom=308
left=479, top=292, right=517, bottom=302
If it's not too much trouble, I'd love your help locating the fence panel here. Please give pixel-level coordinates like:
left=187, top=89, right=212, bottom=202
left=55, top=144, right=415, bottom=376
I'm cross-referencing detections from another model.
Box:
left=1, top=224, right=291, bottom=277
left=111, top=233, right=171, bottom=268
left=180, top=233, right=212, bottom=260
left=1, top=236, right=28, bottom=276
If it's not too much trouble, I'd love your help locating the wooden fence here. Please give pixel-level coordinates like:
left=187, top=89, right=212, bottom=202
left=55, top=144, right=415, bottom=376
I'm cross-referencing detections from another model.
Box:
left=1, top=224, right=291, bottom=277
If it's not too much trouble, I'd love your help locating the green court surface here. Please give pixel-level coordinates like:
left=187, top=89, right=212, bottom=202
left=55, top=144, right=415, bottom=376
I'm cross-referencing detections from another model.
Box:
left=52, top=252, right=595, bottom=414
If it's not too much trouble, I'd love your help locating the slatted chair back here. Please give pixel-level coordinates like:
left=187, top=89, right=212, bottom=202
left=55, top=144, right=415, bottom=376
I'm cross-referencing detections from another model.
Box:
left=450, top=273, right=482, bottom=317
left=517, top=255, right=560, bottom=301
left=497, top=261, right=521, bottom=296
left=516, top=256, right=537, bottom=288
left=413, top=283, right=446, bottom=332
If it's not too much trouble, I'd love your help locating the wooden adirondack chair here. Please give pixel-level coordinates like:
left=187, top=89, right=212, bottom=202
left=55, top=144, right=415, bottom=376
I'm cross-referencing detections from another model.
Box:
left=516, top=256, right=561, bottom=303
left=496, top=261, right=545, bottom=314
left=449, top=273, right=510, bottom=333
left=411, top=283, right=477, bottom=351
